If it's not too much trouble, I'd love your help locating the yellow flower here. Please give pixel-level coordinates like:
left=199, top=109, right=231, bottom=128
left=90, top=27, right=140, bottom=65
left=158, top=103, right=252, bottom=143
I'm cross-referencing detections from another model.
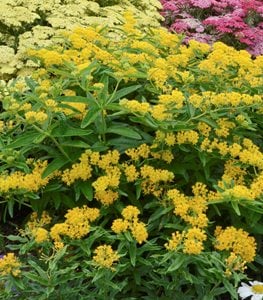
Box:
left=0, top=253, right=21, bottom=277
left=121, top=205, right=140, bottom=221
left=176, top=130, right=199, bottom=145
left=182, top=227, right=207, bottom=255
left=50, top=206, right=99, bottom=243
left=25, top=111, right=48, bottom=124
left=0, top=160, right=51, bottom=193
left=125, top=144, right=151, bottom=161
left=111, top=219, right=129, bottom=234
left=27, top=211, right=52, bottom=231
left=32, top=227, right=49, bottom=243
left=165, top=231, right=183, bottom=251
left=61, top=151, right=92, bottom=185
left=130, top=221, right=148, bottom=244
left=113, top=206, right=148, bottom=244
left=94, top=190, right=119, bottom=205
left=197, top=122, right=211, bottom=137
left=214, top=226, right=256, bottom=263
left=93, top=245, right=119, bottom=269
left=122, top=163, right=139, bottom=182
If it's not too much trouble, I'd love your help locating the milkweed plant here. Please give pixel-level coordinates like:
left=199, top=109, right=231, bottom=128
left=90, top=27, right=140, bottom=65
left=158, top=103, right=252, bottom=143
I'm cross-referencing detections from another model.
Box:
left=0, top=11, right=262, bottom=300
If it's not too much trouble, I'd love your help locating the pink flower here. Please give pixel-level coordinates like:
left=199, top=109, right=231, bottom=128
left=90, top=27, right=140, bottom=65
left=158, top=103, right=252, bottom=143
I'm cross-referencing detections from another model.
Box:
left=190, top=0, right=212, bottom=8
left=161, top=0, right=263, bottom=55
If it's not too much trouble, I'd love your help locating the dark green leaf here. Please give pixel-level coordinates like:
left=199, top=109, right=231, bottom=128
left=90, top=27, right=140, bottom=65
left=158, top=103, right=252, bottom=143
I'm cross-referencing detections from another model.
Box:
left=52, top=124, right=93, bottom=137
left=81, top=108, right=100, bottom=128
left=6, top=132, right=42, bottom=148
left=109, top=85, right=141, bottom=103
left=42, top=156, right=70, bottom=179
left=129, top=242, right=137, bottom=267
left=79, top=181, right=93, bottom=201
left=61, top=140, right=90, bottom=148
left=106, top=126, right=141, bottom=139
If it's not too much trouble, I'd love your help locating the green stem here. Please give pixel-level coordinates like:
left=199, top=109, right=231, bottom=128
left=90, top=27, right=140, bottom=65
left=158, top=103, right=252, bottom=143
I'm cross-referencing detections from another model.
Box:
left=32, top=124, right=72, bottom=161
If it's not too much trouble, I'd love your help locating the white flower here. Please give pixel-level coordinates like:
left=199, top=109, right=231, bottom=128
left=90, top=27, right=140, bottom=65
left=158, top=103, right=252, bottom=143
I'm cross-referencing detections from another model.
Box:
left=238, top=281, right=263, bottom=300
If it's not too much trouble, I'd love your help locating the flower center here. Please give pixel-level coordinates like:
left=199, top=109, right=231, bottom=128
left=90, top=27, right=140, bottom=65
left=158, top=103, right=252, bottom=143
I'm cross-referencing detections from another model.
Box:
left=251, top=285, right=263, bottom=294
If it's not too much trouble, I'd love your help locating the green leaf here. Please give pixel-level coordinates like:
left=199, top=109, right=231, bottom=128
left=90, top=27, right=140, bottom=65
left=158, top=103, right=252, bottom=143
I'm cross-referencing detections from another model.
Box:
left=166, top=255, right=185, bottom=272
left=79, top=181, right=93, bottom=201
left=52, top=124, right=93, bottom=137
left=63, top=195, right=76, bottom=208
left=129, top=242, right=137, bottom=267
left=28, top=260, right=49, bottom=279
left=6, top=132, right=42, bottom=148
left=81, top=108, right=101, bottom=128
left=231, top=201, right=241, bottom=216
left=222, top=279, right=238, bottom=299
left=42, top=156, right=70, bottom=179
left=24, top=272, right=49, bottom=286
left=106, top=125, right=141, bottom=140
left=61, top=140, right=90, bottom=148
left=109, top=84, right=141, bottom=103
left=92, top=269, right=105, bottom=283
left=52, top=192, right=62, bottom=210
left=7, top=235, right=28, bottom=243
left=7, top=199, right=14, bottom=218
left=25, top=76, right=37, bottom=90
left=198, top=116, right=218, bottom=128
left=56, top=95, right=93, bottom=104
left=148, top=206, right=173, bottom=223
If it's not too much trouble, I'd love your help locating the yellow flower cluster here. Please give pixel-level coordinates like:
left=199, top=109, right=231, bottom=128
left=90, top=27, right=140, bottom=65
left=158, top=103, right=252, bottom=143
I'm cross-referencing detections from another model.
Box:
left=158, top=89, right=184, bottom=110
left=150, top=149, right=174, bottom=164
left=218, top=160, right=246, bottom=188
left=24, top=111, right=48, bottom=124
left=61, top=151, right=93, bottom=186
left=198, top=42, right=263, bottom=88
left=111, top=205, right=148, bottom=244
left=140, top=165, right=174, bottom=197
left=199, top=136, right=263, bottom=170
left=25, top=211, right=51, bottom=243
left=197, top=122, right=211, bottom=137
left=0, top=160, right=51, bottom=193
left=92, top=150, right=121, bottom=205
left=50, top=205, right=99, bottom=249
left=176, top=130, right=199, bottom=145
left=0, top=253, right=21, bottom=277
left=221, top=185, right=256, bottom=201
left=215, top=118, right=235, bottom=138
left=165, top=227, right=207, bottom=255
left=250, top=172, right=263, bottom=199
left=119, top=99, right=150, bottom=115
left=167, top=183, right=208, bottom=228
left=224, top=252, right=247, bottom=276
left=214, top=226, right=256, bottom=264
left=189, top=92, right=262, bottom=110
left=122, top=163, right=139, bottom=182
left=125, top=144, right=151, bottom=161
left=147, top=89, right=185, bottom=120
left=92, top=245, right=119, bottom=270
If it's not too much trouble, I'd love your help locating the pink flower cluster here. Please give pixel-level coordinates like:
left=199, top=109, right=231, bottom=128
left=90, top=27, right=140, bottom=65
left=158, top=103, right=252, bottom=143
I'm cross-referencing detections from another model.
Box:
left=160, top=0, right=263, bottom=55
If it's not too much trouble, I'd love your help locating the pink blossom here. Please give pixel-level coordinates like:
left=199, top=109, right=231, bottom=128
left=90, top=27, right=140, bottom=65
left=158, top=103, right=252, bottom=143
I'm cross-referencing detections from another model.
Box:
left=190, top=0, right=212, bottom=8
left=160, top=0, right=263, bottom=55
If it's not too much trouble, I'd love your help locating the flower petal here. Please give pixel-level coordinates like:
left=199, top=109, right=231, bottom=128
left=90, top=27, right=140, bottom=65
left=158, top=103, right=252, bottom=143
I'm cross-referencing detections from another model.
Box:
left=251, top=295, right=263, bottom=300
left=237, top=286, right=252, bottom=299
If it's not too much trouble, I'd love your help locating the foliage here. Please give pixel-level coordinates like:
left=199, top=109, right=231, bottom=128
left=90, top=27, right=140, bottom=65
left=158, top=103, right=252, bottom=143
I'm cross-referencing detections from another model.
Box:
left=0, top=12, right=263, bottom=299
left=0, top=0, right=163, bottom=80
left=160, top=0, right=263, bottom=56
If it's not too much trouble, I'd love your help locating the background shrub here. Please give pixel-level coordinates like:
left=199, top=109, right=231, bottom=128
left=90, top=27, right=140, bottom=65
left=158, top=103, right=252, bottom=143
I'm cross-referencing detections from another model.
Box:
left=0, top=0, right=163, bottom=80
left=160, top=0, right=263, bottom=56
left=0, top=13, right=262, bottom=298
